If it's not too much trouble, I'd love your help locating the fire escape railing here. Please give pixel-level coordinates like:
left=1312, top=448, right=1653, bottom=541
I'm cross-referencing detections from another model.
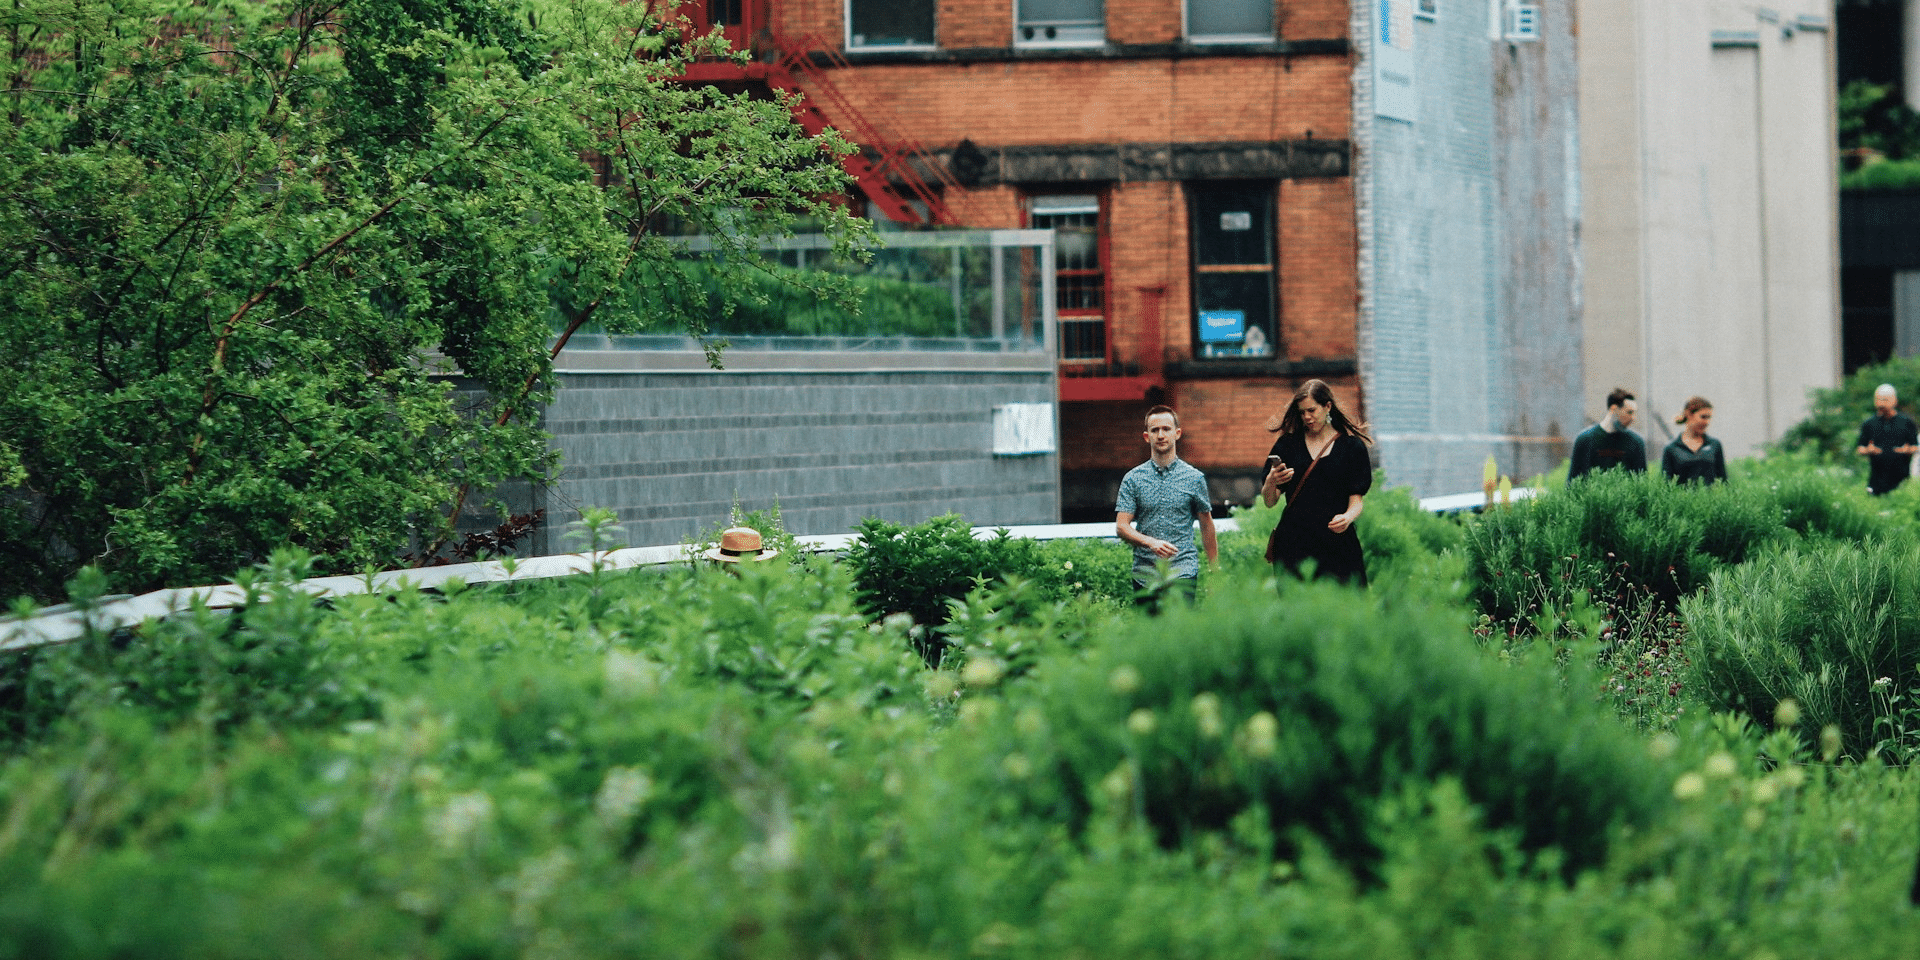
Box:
left=764, top=33, right=960, bottom=226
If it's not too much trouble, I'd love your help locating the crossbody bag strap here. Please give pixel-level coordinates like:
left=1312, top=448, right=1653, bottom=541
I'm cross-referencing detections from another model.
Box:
left=1286, top=435, right=1339, bottom=502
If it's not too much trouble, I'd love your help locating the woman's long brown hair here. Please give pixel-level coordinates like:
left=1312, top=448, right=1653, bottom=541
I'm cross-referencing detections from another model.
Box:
left=1266, top=379, right=1372, bottom=443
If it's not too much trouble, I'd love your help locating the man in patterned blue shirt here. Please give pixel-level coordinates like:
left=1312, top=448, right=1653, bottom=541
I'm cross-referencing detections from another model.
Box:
left=1115, top=405, right=1218, bottom=607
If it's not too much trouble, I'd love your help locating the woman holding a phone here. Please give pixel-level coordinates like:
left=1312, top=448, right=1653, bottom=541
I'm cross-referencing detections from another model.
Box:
left=1259, top=379, right=1373, bottom=586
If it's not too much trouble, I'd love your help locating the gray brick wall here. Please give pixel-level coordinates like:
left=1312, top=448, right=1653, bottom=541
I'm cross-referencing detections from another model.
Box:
left=1354, top=2, right=1583, bottom=497
left=469, top=358, right=1059, bottom=554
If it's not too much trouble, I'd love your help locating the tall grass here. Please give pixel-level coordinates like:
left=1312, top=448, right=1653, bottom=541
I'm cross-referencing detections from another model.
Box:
left=1684, top=540, right=1920, bottom=759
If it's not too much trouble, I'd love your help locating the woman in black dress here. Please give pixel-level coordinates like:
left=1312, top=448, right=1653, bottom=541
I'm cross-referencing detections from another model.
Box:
left=1661, top=395, right=1727, bottom=485
left=1260, top=379, right=1373, bottom=586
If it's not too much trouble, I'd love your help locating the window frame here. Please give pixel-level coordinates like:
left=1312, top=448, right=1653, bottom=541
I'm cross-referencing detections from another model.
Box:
left=1186, top=181, right=1279, bottom=361
left=1182, top=0, right=1276, bottom=44
left=1014, top=0, right=1106, bottom=49
left=1028, top=191, right=1111, bottom=364
left=845, top=0, right=937, bottom=51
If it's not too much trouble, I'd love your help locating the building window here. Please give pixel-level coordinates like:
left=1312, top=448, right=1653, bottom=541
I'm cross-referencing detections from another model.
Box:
left=1188, top=182, right=1276, bottom=359
left=1185, top=0, right=1274, bottom=42
left=848, top=0, right=935, bottom=49
left=1017, top=0, right=1104, bottom=47
left=1030, top=194, right=1108, bottom=362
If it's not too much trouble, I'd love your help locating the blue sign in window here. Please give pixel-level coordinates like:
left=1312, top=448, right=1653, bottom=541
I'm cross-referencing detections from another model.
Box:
left=1198, top=309, right=1246, bottom=343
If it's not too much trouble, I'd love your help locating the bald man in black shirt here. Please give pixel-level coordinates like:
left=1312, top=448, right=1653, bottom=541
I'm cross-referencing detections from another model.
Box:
left=1857, top=384, right=1919, bottom=495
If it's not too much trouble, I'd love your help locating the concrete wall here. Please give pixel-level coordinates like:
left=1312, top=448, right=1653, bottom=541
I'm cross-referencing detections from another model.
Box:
left=490, top=347, right=1059, bottom=554
left=1353, top=0, right=1584, bottom=496
left=1578, top=0, right=1840, bottom=458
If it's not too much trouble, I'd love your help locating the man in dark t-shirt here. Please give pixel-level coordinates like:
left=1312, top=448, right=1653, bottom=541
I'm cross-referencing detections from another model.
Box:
left=1569, top=387, right=1648, bottom=481
left=1857, top=384, right=1919, bottom=495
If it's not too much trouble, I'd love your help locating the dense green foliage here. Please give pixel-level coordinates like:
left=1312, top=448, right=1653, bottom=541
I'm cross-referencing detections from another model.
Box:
left=2, top=543, right=1917, bottom=959
left=0, top=0, right=865, bottom=600
left=1463, top=470, right=1779, bottom=622
left=976, top=577, right=1670, bottom=877
left=1684, top=540, right=1920, bottom=760
left=658, top=257, right=977, bottom=339
left=1839, top=79, right=1920, bottom=190
left=843, top=513, right=1134, bottom=661
left=1777, top=354, right=1920, bottom=463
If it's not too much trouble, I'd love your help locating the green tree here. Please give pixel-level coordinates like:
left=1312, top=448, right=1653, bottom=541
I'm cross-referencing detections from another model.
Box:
left=0, top=0, right=868, bottom=600
left=1776, top=354, right=1920, bottom=464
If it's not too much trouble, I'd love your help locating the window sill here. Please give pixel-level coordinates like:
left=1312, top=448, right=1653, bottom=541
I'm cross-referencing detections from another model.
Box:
left=845, top=43, right=939, bottom=55
left=1013, top=39, right=1107, bottom=50
left=808, top=38, right=1348, bottom=67
left=1186, top=33, right=1277, bottom=45
left=1163, top=356, right=1357, bottom=380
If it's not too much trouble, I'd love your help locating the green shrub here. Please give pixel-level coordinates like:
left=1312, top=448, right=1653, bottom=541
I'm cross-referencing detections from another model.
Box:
left=1021, top=537, right=1135, bottom=604
left=1683, top=540, right=1920, bottom=759
left=1731, top=450, right=1911, bottom=544
left=1777, top=354, right=1920, bottom=462
left=844, top=515, right=1137, bottom=663
left=8, top=543, right=1920, bottom=958
left=1355, top=481, right=1466, bottom=585
left=470, top=558, right=926, bottom=714
left=606, top=258, right=970, bottom=340
left=1463, top=469, right=1780, bottom=623
left=846, top=514, right=1019, bottom=634
left=964, top=576, right=1671, bottom=878
left=0, top=553, right=375, bottom=750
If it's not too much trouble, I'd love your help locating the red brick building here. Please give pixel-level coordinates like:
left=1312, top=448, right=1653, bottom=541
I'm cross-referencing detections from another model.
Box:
left=680, top=0, right=1361, bottom=519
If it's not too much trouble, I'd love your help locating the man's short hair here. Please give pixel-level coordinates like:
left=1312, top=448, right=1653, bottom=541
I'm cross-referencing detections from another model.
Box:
left=1145, top=404, right=1178, bottom=428
left=1605, top=387, right=1635, bottom=410
left=1876, top=383, right=1898, bottom=398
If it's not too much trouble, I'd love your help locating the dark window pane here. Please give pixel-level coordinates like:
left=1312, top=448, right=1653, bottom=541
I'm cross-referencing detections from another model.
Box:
left=1844, top=266, right=1895, bottom=374
left=1188, top=0, right=1272, bottom=37
left=1189, top=182, right=1276, bottom=358
left=1022, top=0, right=1102, bottom=26
left=1192, top=186, right=1273, bottom=265
left=851, top=0, right=935, bottom=46
left=1060, top=318, right=1107, bottom=360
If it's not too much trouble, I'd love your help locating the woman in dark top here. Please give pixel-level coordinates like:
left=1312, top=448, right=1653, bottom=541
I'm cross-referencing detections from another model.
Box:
left=1661, top=395, right=1727, bottom=485
left=1260, top=379, right=1373, bottom=586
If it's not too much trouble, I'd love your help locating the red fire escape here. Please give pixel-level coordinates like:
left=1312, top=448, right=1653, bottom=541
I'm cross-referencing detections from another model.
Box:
left=672, top=1, right=958, bottom=226
left=667, top=1, right=1165, bottom=403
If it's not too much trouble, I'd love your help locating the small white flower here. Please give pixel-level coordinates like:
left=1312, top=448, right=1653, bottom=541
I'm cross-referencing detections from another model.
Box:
left=1241, top=712, right=1279, bottom=758
left=1063, top=561, right=1074, bottom=571
left=962, top=657, right=1004, bottom=688
left=1672, top=772, right=1706, bottom=800
left=604, top=650, right=659, bottom=696
left=1001, top=753, right=1033, bottom=779
left=594, top=767, right=654, bottom=829
left=1703, top=752, right=1738, bottom=779
left=429, top=791, right=496, bottom=849
left=1873, top=676, right=1894, bottom=691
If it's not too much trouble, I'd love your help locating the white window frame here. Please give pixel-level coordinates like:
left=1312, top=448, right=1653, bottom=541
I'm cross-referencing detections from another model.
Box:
left=1014, top=0, right=1106, bottom=49
left=845, top=0, right=937, bottom=51
left=1183, top=0, right=1276, bottom=44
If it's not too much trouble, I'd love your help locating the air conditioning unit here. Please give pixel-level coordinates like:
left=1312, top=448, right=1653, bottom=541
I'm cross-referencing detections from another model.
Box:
left=1504, top=3, right=1540, bottom=41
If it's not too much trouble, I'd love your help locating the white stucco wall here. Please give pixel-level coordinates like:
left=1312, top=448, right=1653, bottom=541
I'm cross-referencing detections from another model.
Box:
left=1578, top=0, right=1840, bottom=458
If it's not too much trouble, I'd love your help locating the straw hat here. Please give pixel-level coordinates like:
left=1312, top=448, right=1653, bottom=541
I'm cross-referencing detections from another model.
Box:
left=704, top=526, right=779, bottom=563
